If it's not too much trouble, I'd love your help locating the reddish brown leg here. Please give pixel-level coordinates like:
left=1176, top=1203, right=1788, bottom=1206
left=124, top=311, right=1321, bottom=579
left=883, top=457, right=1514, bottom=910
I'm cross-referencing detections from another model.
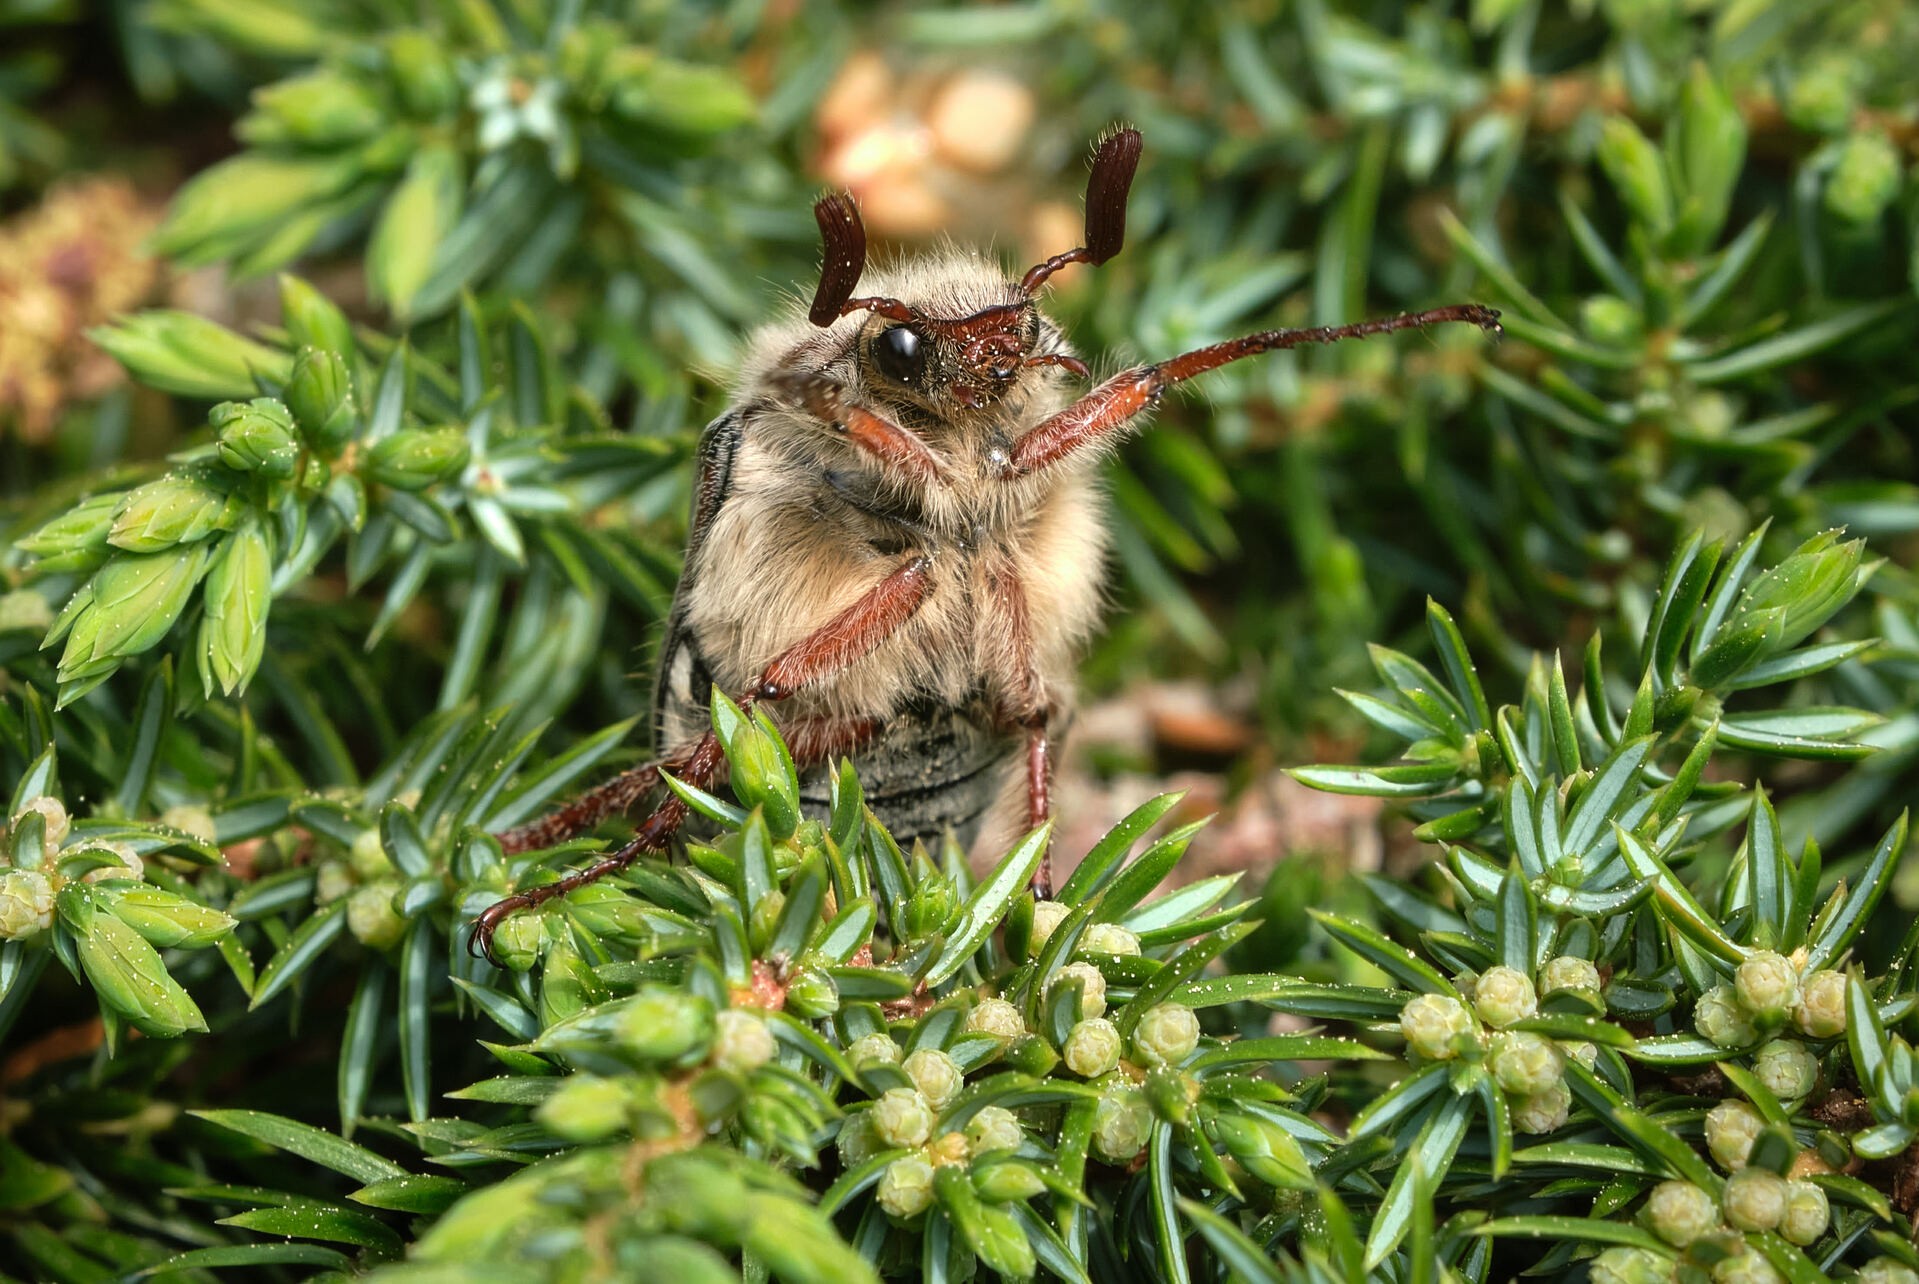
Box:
left=771, top=371, right=946, bottom=484
left=1002, top=305, right=1502, bottom=477
left=470, top=559, right=933, bottom=961
left=496, top=760, right=666, bottom=855
left=1025, top=720, right=1055, bottom=897
left=979, top=558, right=1061, bottom=896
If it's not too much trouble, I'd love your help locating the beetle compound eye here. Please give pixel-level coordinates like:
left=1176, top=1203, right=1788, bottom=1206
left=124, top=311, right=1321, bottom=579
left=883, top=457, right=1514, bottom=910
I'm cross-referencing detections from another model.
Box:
left=872, top=326, right=926, bottom=385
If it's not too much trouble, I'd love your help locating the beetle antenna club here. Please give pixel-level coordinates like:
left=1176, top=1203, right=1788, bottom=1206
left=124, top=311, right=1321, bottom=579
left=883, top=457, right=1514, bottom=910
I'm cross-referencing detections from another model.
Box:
left=469, top=126, right=1498, bottom=962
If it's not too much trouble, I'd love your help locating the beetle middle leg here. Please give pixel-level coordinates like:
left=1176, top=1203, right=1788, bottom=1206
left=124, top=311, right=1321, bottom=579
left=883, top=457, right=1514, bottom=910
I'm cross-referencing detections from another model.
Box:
left=981, top=557, right=1064, bottom=896
left=469, top=556, right=934, bottom=961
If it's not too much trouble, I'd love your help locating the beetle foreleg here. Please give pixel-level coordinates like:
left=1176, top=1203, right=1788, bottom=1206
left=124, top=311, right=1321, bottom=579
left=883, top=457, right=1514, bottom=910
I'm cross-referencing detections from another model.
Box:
left=772, top=371, right=946, bottom=485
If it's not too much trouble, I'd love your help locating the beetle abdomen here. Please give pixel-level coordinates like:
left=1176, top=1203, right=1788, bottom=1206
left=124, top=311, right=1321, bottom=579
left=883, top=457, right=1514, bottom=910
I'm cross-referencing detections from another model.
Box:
left=799, top=700, right=1014, bottom=852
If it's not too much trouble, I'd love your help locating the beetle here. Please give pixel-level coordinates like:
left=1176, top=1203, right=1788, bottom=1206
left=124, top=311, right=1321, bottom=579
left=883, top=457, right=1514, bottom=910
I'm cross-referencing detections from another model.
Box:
left=469, top=127, right=1498, bottom=959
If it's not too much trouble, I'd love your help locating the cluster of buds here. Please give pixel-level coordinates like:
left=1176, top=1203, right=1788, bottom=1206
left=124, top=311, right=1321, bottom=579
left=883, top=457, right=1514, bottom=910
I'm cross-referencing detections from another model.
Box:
left=2, top=795, right=161, bottom=941
left=1399, top=961, right=1597, bottom=1134
left=1693, top=951, right=1841, bottom=1100
left=1628, top=1162, right=1833, bottom=1281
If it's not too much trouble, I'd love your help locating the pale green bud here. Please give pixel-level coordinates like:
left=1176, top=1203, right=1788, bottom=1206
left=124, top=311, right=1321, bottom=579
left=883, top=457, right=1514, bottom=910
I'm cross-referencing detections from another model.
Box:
left=971, top=1158, right=1045, bottom=1203
left=876, top=1154, right=935, bottom=1219
left=1705, top=1099, right=1764, bottom=1171
left=346, top=880, right=405, bottom=950
left=848, top=1033, right=901, bottom=1067
left=1047, top=962, right=1107, bottom=1019
left=536, top=1074, right=629, bottom=1142
left=284, top=348, right=356, bottom=453
left=1133, top=1002, right=1200, bottom=1067
left=1082, top=922, right=1140, bottom=956
left=836, top=1114, right=882, bottom=1168
left=1027, top=900, right=1069, bottom=956
left=925, top=1130, right=969, bottom=1168
left=965, top=997, right=1026, bottom=1041
left=563, top=883, right=650, bottom=947
left=1779, top=1179, right=1828, bottom=1246
left=1512, top=1080, right=1572, bottom=1135
left=15, top=494, right=118, bottom=574
left=1091, top=1091, right=1151, bottom=1164
left=58, top=543, right=212, bottom=683
left=348, top=828, right=391, bottom=879
left=614, top=987, right=715, bottom=1065
left=241, top=69, right=384, bottom=146
left=279, top=276, right=356, bottom=358
left=0, top=590, right=53, bottom=634
left=214, top=399, right=301, bottom=478
left=1855, top=1259, right=1919, bottom=1284
left=314, top=860, right=355, bottom=905
left=72, top=903, right=207, bottom=1036
left=1210, top=1110, right=1313, bottom=1190
left=1490, top=1031, right=1565, bottom=1096
left=158, top=804, right=217, bottom=846
left=1724, top=1167, right=1787, bottom=1232
left=902, top=1048, right=963, bottom=1110
left=368, top=428, right=468, bottom=492
left=965, top=1105, right=1023, bottom=1155
left=1735, top=950, right=1800, bottom=1024
left=1597, top=116, right=1673, bottom=232
left=489, top=910, right=544, bottom=972
left=1063, top=1018, right=1122, bottom=1078
left=77, top=840, right=143, bottom=884
left=1712, top=1248, right=1784, bottom=1284
left=367, top=146, right=464, bottom=321
left=903, top=873, right=958, bottom=939
left=1589, top=1247, right=1671, bottom=1284
left=1753, top=1038, right=1818, bottom=1101
left=1401, top=992, right=1477, bottom=1061
left=0, top=870, right=55, bottom=939
left=386, top=31, right=460, bottom=118
left=1794, top=969, right=1847, bottom=1039
left=1540, top=955, right=1603, bottom=997
left=721, top=707, right=800, bottom=842
left=88, top=310, right=293, bottom=402
left=1643, top=1179, right=1719, bottom=1247
left=1784, top=59, right=1855, bottom=133
left=1566, top=1040, right=1598, bottom=1070
left=712, top=1010, right=777, bottom=1074
left=784, top=967, right=839, bottom=1019
left=1825, top=131, right=1904, bottom=225
left=12, top=796, right=70, bottom=848
left=1580, top=296, right=1642, bottom=347
left=197, top=521, right=271, bottom=698
left=109, top=473, right=239, bottom=554
left=1696, top=984, right=1758, bottom=1048
left=872, top=1089, right=934, bottom=1150
left=1473, top=966, right=1537, bottom=1029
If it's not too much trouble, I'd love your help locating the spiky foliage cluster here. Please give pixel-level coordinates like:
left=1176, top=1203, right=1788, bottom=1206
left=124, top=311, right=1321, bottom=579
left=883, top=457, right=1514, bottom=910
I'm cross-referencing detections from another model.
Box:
left=8, top=1, right=1919, bottom=1282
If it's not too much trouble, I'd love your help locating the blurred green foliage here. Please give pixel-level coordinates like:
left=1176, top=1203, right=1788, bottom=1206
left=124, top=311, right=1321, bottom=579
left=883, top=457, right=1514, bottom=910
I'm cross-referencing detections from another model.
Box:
left=6, top=0, right=1919, bottom=1279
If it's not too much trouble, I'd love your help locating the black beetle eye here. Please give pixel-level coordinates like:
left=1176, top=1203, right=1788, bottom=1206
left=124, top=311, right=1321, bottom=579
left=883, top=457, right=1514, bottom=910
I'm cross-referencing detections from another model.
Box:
left=871, top=326, right=926, bottom=385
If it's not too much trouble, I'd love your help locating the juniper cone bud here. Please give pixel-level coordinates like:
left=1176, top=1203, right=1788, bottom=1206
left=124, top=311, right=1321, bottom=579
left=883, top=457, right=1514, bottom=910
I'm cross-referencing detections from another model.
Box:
left=1643, top=1179, right=1720, bottom=1247
left=284, top=347, right=356, bottom=452
left=1399, top=992, right=1477, bottom=1061
left=386, top=30, right=460, bottom=118
left=1473, top=966, right=1537, bottom=1029
left=876, top=1154, right=936, bottom=1219
left=1005, top=1034, right=1059, bottom=1077
left=872, top=1089, right=934, bottom=1149
left=103, top=884, right=235, bottom=949
left=847, top=1033, right=901, bottom=1067
left=1133, top=1002, right=1200, bottom=1066
left=614, top=986, right=716, bottom=1065
left=1211, top=1110, right=1313, bottom=1190
left=314, top=861, right=354, bottom=904
left=1855, top=1259, right=1919, bottom=1284
left=965, top=1105, right=1023, bottom=1155
left=346, top=880, right=405, bottom=949
left=489, top=911, right=544, bottom=971
left=1712, top=1249, right=1784, bottom=1284
left=1048, top=961, right=1107, bottom=1019
left=1027, top=900, right=1070, bottom=955
left=1695, top=984, right=1759, bottom=1048
left=12, top=796, right=70, bottom=849
left=279, top=275, right=356, bottom=357
left=109, top=473, right=240, bottom=554
left=1091, top=1091, right=1151, bottom=1164
left=836, top=1115, right=882, bottom=1168
left=1794, top=969, right=1847, bottom=1039
left=902, top=1049, right=963, bottom=1110
left=784, top=967, right=839, bottom=1019
left=904, top=875, right=958, bottom=938
left=1490, top=1031, right=1566, bottom=1096
left=537, top=1075, right=629, bottom=1142
left=1735, top=951, right=1801, bottom=1025
left=965, top=997, right=1026, bottom=1040
left=1753, top=1038, right=1818, bottom=1101
left=215, top=399, right=301, bottom=477
left=1825, top=130, right=1904, bottom=225
left=1063, top=1018, right=1122, bottom=1078
left=1589, top=1247, right=1672, bottom=1284
left=925, top=1130, right=969, bottom=1167
left=77, top=840, right=143, bottom=884
left=1779, top=1179, right=1829, bottom=1246
left=0, top=870, right=55, bottom=939
left=1566, top=1040, right=1598, bottom=1070
left=348, top=827, right=391, bottom=878
left=1539, top=955, right=1603, bottom=996
left=1705, top=1100, right=1764, bottom=1171
left=368, top=428, right=471, bottom=492
left=1082, top=922, right=1141, bottom=956
left=712, top=1010, right=777, bottom=1074
left=724, top=710, right=801, bottom=841
left=1512, top=1080, right=1572, bottom=1135
left=1724, top=1167, right=1787, bottom=1232
left=563, top=884, right=651, bottom=947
